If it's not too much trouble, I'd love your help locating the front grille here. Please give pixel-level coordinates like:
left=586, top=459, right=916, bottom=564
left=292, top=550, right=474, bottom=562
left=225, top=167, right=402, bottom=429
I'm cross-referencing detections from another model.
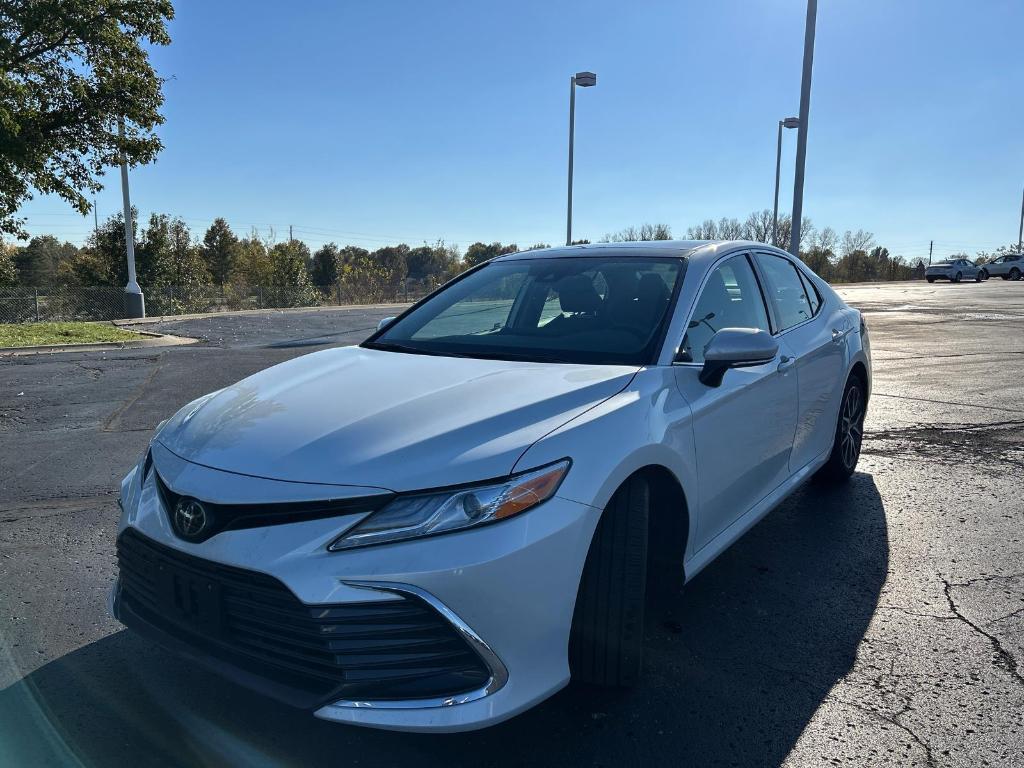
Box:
left=154, top=471, right=391, bottom=543
left=116, top=528, right=491, bottom=708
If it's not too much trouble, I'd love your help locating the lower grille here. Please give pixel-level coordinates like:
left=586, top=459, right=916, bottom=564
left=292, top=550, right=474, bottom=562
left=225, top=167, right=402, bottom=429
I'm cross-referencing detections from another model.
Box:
left=116, top=528, right=491, bottom=708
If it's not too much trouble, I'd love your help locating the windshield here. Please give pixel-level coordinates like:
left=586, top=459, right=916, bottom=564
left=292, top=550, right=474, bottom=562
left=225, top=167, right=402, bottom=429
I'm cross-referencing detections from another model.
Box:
left=364, top=256, right=685, bottom=365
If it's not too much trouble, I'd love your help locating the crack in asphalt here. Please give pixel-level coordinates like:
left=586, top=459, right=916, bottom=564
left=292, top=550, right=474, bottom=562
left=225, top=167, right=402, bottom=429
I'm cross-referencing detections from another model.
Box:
left=941, top=575, right=1024, bottom=689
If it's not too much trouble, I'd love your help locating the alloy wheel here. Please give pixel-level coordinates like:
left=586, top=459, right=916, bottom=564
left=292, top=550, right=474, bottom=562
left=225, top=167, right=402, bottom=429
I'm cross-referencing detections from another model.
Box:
left=839, top=385, right=864, bottom=471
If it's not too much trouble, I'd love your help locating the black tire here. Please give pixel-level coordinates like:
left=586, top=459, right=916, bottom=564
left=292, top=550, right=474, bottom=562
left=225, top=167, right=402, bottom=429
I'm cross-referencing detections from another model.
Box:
left=975, top=272, right=982, bottom=282
left=569, top=476, right=649, bottom=687
left=1001, top=275, right=1009, bottom=280
left=815, top=375, right=866, bottom=484
left=980, top=270, right=988, bottom=281
left=953, top=271, right=962, bottom=283
left=926, top=277, right=935, bottom=283
left=1011, top=268, right=1021, bottom=281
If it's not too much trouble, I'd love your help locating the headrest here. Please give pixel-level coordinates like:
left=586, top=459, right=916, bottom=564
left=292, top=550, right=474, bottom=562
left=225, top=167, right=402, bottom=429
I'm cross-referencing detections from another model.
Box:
left=637, top=273, right=670, bottom=305
left=557, top=275, right=602, bottom=313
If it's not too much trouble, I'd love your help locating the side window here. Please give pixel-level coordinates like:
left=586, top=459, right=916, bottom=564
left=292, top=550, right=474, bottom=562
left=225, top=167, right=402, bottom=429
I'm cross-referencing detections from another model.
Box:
left=755, top=254, right=814, bottom=331
left=680, top=255, right=770, bottom=364
left=797, top=270, right=821, bottom=316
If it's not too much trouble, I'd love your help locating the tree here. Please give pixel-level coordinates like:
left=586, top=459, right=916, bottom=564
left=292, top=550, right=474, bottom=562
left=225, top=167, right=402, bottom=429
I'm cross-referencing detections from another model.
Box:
left=743, top=210, right=774, bottom=243
left=232, top=234, right=274, bottom=287
left=202, top=218, right=240, bottom=286
left=267, top=239, right=317, bottom=306
left=602, top=223, right=672, bottom=242
left=0, top=241, right=16, bottom=286
left=464, top=242, right=519, bottom=267
left=13, top=234, right=78, bottom=284
left=310, top=243, right=341, bottom=286
left=1, top=0, right=175, bottom=238
left=841, top=229, right=875, bottom=257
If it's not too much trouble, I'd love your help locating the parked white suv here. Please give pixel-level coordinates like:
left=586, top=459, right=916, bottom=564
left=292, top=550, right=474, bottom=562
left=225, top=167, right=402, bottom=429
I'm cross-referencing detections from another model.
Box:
left=984, top=253, right=1023, bottom=280
left=112, top=240, right=871, bottom=732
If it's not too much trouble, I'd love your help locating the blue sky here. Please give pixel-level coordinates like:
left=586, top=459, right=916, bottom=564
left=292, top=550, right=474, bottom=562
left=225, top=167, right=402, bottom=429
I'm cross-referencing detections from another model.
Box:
left=17, top=0, right=1024, bottom=263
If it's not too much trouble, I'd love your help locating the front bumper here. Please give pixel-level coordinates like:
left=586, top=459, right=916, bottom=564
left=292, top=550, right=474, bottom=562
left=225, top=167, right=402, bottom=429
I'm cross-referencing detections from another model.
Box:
left=114, top=445, right=600, bottom=732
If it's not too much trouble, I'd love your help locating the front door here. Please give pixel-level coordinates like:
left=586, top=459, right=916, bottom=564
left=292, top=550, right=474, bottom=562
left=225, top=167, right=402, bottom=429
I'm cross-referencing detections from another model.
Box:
left=674, top=253, right=799, bottom=550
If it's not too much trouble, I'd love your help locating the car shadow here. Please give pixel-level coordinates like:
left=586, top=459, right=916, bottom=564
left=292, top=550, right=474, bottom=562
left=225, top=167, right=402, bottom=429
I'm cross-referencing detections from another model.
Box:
left=0, top=473, right=887, bottom=768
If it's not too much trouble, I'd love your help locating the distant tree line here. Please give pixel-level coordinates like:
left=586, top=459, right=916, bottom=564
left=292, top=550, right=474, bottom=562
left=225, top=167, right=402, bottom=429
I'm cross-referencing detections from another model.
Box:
left=2, top=213, right=1019, bottom=302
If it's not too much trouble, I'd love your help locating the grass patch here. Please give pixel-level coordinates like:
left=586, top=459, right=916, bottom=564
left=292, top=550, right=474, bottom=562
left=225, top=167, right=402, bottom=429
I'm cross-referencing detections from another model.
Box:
left=0, top=322, right=143, bottom=348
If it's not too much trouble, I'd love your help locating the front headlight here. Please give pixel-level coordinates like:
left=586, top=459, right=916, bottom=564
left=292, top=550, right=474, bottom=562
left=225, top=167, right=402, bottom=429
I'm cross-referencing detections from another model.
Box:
left=328, top=459, right=571, bottom=551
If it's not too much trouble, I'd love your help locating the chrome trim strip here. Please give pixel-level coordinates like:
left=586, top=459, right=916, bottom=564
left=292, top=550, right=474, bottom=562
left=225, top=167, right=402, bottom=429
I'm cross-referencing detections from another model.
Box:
left=333, top=580, right=509, bottom=709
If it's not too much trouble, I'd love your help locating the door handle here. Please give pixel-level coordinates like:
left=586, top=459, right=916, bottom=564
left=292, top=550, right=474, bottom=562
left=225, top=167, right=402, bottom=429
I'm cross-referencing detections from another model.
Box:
left=831, top=327, right=851, bottom=344
left=777, top=355, right=795, bottom=372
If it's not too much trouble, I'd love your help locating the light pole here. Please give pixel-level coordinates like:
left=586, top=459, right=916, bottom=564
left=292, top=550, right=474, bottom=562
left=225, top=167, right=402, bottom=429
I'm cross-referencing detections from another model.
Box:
left=773, top=117, right=800, bottom=246
left=789, top=0, right=817, bottom=257
left=1017, top=184, right=1023, bottom=253
left=566, top=71, right=597, bottom=246
left=118, top=121, right=145, bottom=318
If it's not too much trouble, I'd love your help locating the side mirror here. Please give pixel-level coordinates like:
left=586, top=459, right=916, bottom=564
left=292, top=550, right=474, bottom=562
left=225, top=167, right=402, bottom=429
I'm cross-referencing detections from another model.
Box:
left=377, top=316, right=397, bottom=332
left=698, top=328, right=779, bottom=387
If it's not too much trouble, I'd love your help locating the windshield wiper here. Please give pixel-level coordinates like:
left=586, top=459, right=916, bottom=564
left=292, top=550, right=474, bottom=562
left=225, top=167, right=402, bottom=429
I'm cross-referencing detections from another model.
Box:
left=363, top=341, right=474, bottom=358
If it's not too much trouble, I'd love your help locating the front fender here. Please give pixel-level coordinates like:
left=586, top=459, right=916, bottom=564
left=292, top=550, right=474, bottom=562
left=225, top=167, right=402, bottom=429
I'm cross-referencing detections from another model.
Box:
left=513, top=369, right=698, bottom=562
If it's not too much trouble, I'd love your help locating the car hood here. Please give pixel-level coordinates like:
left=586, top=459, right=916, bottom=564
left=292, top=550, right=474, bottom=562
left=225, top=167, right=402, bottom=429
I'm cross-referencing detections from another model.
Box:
left=156, top=346, right=638, bottom=491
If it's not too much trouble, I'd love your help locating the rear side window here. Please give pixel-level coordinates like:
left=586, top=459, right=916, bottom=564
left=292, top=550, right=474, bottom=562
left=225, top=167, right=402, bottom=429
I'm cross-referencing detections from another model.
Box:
left=755, top=254, right=814, bottom=332
left=797, top=270, right=821, bottom=316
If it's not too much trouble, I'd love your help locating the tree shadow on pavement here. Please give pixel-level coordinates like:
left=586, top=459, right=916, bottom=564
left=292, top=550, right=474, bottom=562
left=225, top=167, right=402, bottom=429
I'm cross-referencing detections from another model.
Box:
left=0, top=473, right=887, bottom=768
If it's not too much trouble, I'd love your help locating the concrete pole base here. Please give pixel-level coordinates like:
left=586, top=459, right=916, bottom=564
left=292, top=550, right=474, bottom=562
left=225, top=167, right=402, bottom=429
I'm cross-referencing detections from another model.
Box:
left=124, top=291, right=146, bottom=319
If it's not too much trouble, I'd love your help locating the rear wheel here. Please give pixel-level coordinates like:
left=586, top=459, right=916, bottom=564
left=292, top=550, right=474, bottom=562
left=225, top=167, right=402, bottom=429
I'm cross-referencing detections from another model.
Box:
left=953, top=271, right=962, bottom=283
left=815, top=376, right=866, bottom=484
left=975, top=271, right=983, bottom=282
left=926, top=277, right=935, bottom=283
left=570, top=476, right=649, bottom=687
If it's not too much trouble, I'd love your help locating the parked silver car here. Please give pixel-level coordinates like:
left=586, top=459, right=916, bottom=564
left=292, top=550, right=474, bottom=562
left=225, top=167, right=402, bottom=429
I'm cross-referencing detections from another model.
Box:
left=925, top=258, right=985, bottom=283
left=983, top=253, right=1023, bottom=281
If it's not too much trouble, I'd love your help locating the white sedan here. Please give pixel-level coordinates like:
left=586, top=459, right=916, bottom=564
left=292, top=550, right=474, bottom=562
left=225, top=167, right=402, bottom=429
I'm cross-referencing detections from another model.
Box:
left=112, top=240, right=871, bottom=732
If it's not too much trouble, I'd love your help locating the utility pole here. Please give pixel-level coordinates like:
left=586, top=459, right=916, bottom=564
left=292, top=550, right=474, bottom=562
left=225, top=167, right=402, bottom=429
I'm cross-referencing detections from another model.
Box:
left=289, top=224, right=293, bottom=242
left=1018, top=185, right=1023, bottom=253
left=789, top=0, right=817, bottom=258
left=119, top=121, right=145, bottom=318
left=928, top=240, right=933, bottom=265
left=565, top=71, right=597, bottom=246
left=93, top=197, right=98, bottom=232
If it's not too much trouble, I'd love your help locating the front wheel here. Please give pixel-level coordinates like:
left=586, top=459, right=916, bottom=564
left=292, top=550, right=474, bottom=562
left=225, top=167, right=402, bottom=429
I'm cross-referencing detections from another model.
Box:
left=975, top=271, right=983, bottom=282
left=570, top=476, right=649, bottom=687
left=1011, top=268, right=1021, bottom=281
left=815, top=376, right=866, bottom=484
left=926, top=277, right=935, bottom=283
left=953, top=271, right=962, bottom=283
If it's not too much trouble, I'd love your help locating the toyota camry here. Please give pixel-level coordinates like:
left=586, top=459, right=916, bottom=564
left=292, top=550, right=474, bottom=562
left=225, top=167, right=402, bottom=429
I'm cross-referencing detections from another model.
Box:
left=112, top=240, right=871, bottom=732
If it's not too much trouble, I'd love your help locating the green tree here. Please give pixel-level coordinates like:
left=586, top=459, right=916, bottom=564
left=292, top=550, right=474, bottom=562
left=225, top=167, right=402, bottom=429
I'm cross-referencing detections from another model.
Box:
left=232, top=235, right=274, bottom=287
left=0, top=241, right=17, bottom=286
left=267, top=239, right=317, bottom=307
left=1, top=0, right=175, bottom=238
left=464, top=242, right=518, bottom=267
left=13, top=234, right=78, bottom=284
left=310, top=243, right=341, bottom=286
left=202, top=218, right=240, bottom=286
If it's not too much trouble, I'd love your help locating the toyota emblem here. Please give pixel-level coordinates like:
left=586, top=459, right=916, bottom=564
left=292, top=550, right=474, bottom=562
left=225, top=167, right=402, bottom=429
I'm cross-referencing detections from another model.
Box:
left=173, top=498, right=208, bottom=539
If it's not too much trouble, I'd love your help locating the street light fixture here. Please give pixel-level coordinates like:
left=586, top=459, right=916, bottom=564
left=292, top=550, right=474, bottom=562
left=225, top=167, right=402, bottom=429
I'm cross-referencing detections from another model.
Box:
left=566, top=71, right=597, bottom=246
left=772, top=117, right=800, bottom=246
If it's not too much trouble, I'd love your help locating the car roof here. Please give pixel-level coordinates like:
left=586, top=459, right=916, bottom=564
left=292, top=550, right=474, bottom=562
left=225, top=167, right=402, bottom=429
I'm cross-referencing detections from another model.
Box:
left=494, top=239, right=792, bottom=266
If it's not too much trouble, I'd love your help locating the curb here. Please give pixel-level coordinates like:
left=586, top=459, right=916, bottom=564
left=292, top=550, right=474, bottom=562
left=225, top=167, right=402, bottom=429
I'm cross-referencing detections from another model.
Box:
left=0, top=331, right=199, bottom=357
left=112, top=302, right=412, bottom=327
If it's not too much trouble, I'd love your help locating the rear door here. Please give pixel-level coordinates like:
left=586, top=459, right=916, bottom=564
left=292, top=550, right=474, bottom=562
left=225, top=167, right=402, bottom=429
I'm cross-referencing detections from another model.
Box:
left=753, top=252, right=847, bottom=472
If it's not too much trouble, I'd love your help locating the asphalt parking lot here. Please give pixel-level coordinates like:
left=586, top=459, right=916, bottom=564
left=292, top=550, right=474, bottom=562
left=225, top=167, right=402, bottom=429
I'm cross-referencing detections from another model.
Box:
left=2, top=281, right=1023, bottom=767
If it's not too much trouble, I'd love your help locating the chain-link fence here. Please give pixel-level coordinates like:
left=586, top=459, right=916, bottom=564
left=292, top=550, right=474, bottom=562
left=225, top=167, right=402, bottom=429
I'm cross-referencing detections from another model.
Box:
left=0, top=278, right=443, bottom=324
